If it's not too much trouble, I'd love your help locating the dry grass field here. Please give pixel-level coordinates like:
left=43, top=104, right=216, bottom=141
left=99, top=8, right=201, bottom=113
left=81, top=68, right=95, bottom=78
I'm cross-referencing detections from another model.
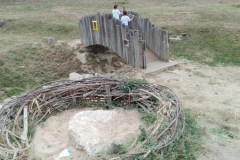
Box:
left=0, top=0, right=240, bottom=159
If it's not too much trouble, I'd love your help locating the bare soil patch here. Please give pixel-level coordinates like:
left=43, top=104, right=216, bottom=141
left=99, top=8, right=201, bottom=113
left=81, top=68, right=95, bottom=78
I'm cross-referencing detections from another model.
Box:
left=117, top=59, right=240, bottom=159
left=31, top=108, right=142, bottom=160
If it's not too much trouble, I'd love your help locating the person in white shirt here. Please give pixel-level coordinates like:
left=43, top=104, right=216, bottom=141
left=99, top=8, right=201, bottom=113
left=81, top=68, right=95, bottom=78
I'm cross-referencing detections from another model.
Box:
left=121, top=11, right=134, bottom=26
left=112, top=5, right=122, bottom=19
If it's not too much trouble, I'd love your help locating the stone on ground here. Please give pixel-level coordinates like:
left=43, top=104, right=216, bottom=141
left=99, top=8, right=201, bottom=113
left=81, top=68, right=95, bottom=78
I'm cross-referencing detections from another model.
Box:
left=67, top=110, right=117, bottom=155
left=69, top=73, right=100, bottom=81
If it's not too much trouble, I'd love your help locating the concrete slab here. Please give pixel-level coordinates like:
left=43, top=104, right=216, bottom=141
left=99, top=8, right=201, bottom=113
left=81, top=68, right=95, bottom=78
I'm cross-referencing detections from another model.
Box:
left=141, top=60, right=178, bottom=74
left=141, top=48, right=178, bottom=74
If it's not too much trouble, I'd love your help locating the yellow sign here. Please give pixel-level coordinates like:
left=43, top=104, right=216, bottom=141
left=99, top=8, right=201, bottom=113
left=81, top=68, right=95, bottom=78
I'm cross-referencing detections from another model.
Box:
left=92, top=21, right=98, bottom=31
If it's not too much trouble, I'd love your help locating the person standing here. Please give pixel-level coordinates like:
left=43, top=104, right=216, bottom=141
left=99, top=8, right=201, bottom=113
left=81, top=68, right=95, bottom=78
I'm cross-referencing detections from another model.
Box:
left=121, top=11, right=134, bottom=26
left=112, top=5, right=122, bottom=19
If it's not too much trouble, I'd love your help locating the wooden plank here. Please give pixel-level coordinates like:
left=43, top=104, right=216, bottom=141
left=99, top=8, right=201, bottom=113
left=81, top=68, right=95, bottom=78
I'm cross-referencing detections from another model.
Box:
left=126, top=33, right=131, bottom=64
left=109, top=13, right=113, bottom=20
left=142, top=40, right=146, bottom=69
left=154, top=27, right=158, bottom=56
left=128, top=29, right=134, bottom=36
left=85, top=16, right=92, bottom=46
left=104, top=14, right=110, bottom=48
left=101, top=14, right=105, bottom=46
left=116, top=25, right=121, bottom=55
left=139, top=40, right=143, bottom=68
left=146, top=20, right=151, bottom=48
left=89, top=16, right=96, bottom=45
left=138, top=18, right=142, bottom=39
left=139, top=125, right=147, bottom=137
left=149, top=26, right=152, bottom=52
left=130, top=35, right=135, bottom=67
left=119, top=25, right=124, bottom=58
left=109, top=19, right=113, bottom=51
left=78, top=19, right=85, bottom=46
left=110, top=140, right=122, bottom=154
left=160, top=29, right=164, bottom=61
left=78, top=20, right=82, bottom=43
left=116, top=19, right=121, bottom=25
left=105, top=85, right=112, bottom=105
left=82, top=18, right=89, bottom=46
left=144, top=19, right=148, bottom=41
left=95, top=12, right=101, bottom=45
left=133, top=15, right=139, bottom=30
left=21, top=106, right=28, bottom=148
left=156, top=28, right=161, bottom=59
left=150, top=26, right=155, bottom=52
left=112, top=18, right=117, bottom=53
left=121, top=26, right=127, bottom=62
left=163, top=30, right=169, bottom=62
left=128, top=14, right=133, bottom=30
left=134, top=31, right=140, bottom=68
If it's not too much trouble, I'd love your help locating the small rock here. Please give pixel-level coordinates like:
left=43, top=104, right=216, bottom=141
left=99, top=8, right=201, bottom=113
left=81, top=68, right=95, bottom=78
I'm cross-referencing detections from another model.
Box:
left=69, top=72, right=83, bottom=80
left=69, top=73, right=97, bottom=80
left=0, top=105, right=3, bottom=110
left=94, top=72, right=102, bottom=77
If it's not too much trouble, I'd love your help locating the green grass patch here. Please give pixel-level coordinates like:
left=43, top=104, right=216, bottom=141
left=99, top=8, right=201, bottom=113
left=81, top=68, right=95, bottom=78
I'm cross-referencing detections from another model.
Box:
left=6, top=4, right=54, bottom=12
left=0, top=45, right=82, bottom=101
left=170, top=27, right=240, bottom=66
left=136, top=108, right=203, bottom=160
left=211, top=127, right=239, bottom=139
left=139, top=110, right=156, bottom=127
left=0, top=19, right=78, bottom=40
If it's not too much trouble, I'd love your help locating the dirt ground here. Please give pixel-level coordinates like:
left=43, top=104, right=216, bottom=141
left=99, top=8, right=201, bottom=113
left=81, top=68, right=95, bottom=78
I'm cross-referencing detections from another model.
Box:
left=1, top=0, right=240, bottom=159
left=31, top=108, right=142, bottom=160
left=115, top=59, right=240, bottom=160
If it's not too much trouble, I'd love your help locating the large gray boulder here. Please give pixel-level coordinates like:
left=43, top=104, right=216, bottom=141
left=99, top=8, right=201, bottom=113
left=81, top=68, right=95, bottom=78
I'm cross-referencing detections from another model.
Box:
left=67, top=110, right=117, bottom=155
